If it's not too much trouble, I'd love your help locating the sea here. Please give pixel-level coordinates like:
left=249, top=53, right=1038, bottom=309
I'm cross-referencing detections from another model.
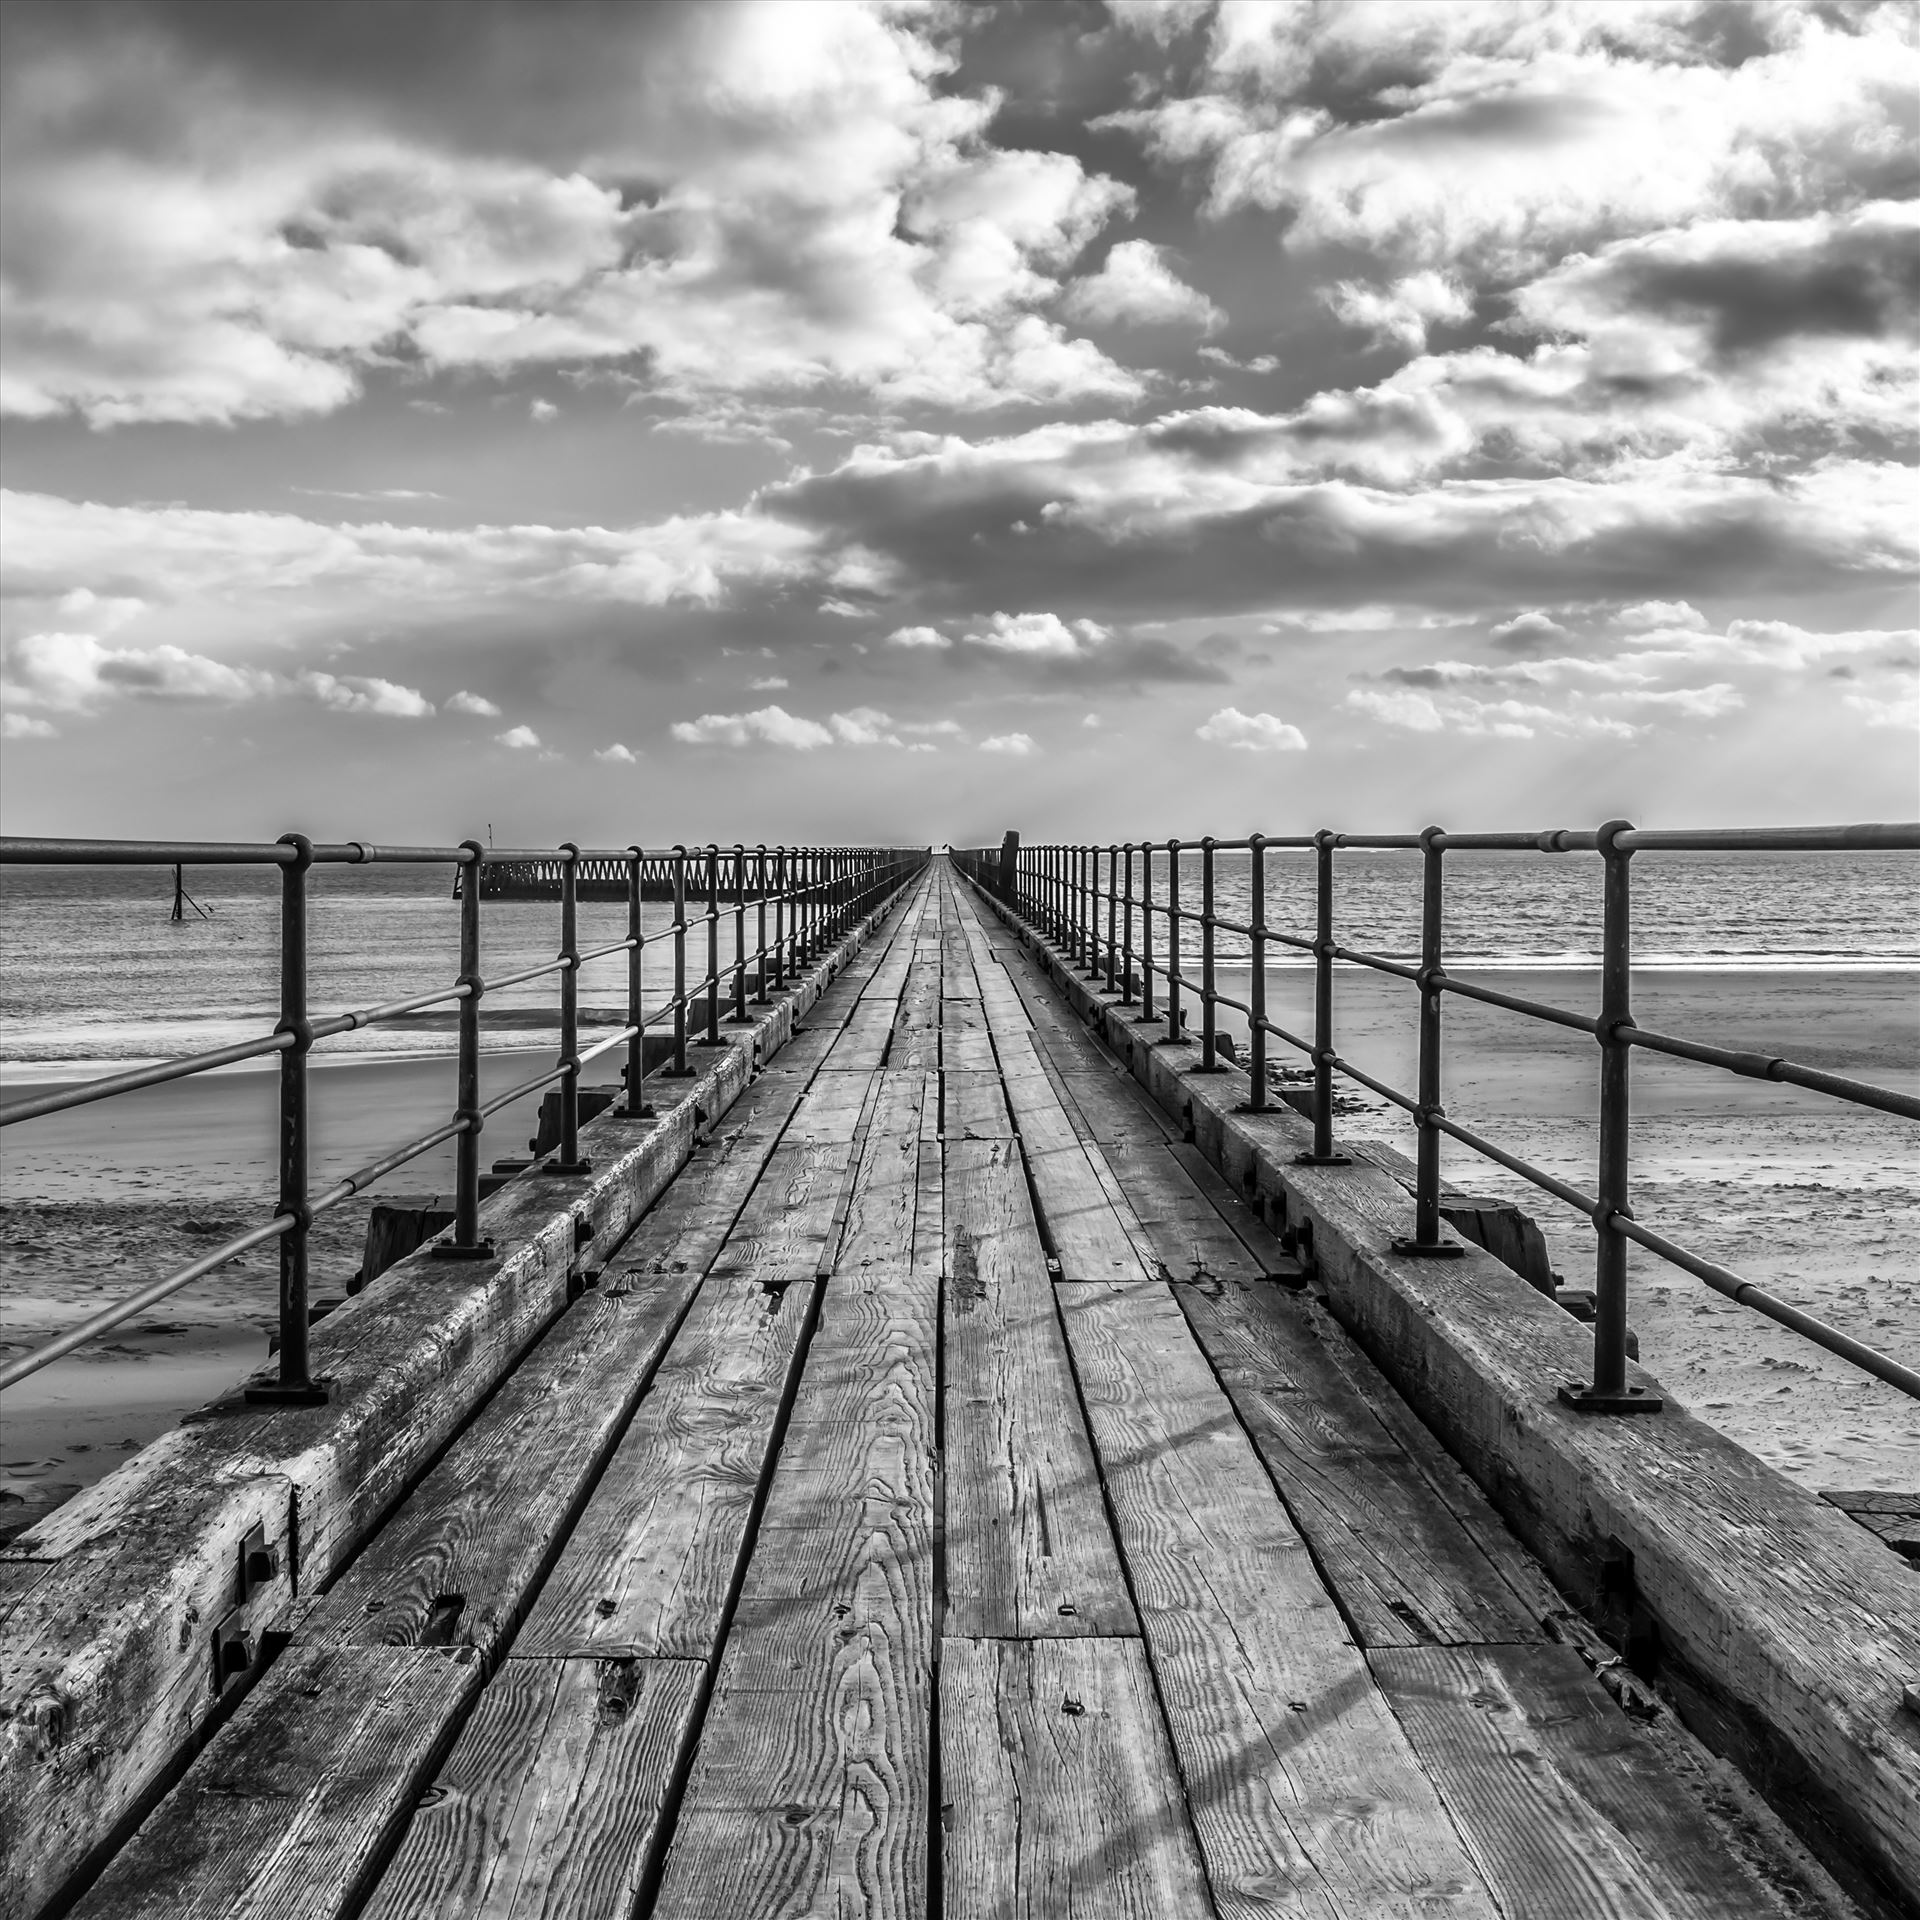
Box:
left=1, top=850, right=1915, bottom=1080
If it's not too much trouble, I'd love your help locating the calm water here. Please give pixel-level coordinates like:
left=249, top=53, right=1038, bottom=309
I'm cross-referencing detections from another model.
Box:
left=1, top=853, right=1914, bottom=1077
left=0, top=864, right=754, bottom=1076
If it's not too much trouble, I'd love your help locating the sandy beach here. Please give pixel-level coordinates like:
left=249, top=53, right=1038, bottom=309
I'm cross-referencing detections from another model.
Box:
left=1210, top=965, right=1920, bottom=1493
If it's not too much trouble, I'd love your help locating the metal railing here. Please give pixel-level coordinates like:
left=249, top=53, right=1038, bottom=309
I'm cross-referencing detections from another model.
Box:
left=954, top=825, right=1919, bottom=1413
left=0, top=837, right=927, bottom=1396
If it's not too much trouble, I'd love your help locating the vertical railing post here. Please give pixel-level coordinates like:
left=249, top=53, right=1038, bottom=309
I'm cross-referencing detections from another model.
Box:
left=1119, top=843, right=1135, bottom=1002
left=1105, top=844, right=1118, bottom=992
left=1165, top=839, right=1183, bottom=1044
left=1298, top=829, right=1350, bottom=1166
left=435, top=838, right=496, bottom=1256
left=755, top=845, right=770, bottom=1002
left=549, top=842, right=589, bottom=1173
left=1082, top=846, right=1095, bottom=972
left=1198, top=837, right=1220, bottom=1069
left=702, top=844, right=721, bottom=1044
left=623, top=843, right=650, bottom=1118
left=670, top=845, right=690, bottom=1075
left=1563, top=821, right=1661, bottom=1412
left=1137, top=840, right=1156, bottom=1023
left=730, top=843, right=749, bottom=1022
left=1247, top=833, right=1267, bottom=1111
left=1393, top=828, right=1460, bottom=1254
left=773, top=847, right=787, bottom=987
left=250, top=831, right=326, bottom=1401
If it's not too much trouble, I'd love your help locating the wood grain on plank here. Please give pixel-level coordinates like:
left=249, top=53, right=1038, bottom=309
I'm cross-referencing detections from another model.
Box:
left=652, top=1262, right=938, bottom=1920
left=359, top=1656, right=703, bottom=1920
left=833, top=1070, right=930, bottom=1279
left=705, top=1073, right=871, bottom=1284
left=1173, top=1277, right=1545, bottom=1651
left=1010, top=1095, right=1156, bottom=1285
left=941, top=1069, right=1013, bottom=1141
left=71, top=1644, right=479, bottom=1920
left=512, top=1279, right=819, bottom=1660
left=1055, top=1277, right=1500, bottom=1917
left=941, top=1027, right=998, bottom=1073
left=942, top=1137, right=1135, bottom=1639
left=940, top=1636, right=1213, bottom=1920
left=300, top=1277, right=697, bottom=1661
left=819, top=1001, right=900, bottom=1074
left=1371, top=1643, right=1799, bottom=1920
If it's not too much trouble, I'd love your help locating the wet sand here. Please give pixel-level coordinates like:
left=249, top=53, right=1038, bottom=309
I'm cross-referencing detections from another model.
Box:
left=1210, top=966, right=1920, bottom=1493
left=0, top=1049, right=557, bottom=1541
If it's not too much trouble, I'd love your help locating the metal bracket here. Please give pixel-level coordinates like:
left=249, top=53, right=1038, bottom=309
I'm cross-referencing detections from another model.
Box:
left=213, top=1609, right=255, bottom=1690
left=1294, top=1151, right=1352, bottom=1167
left=1558, top=1382, right=1664, bottom=1414
left=431, top=1238, right=497, bottom=1261
left=237, top=1521, right=279, bottom=1602
left=245, top=1377, right=330, bottom=1407
left=1390, top=1237, right=1466, bottom=1258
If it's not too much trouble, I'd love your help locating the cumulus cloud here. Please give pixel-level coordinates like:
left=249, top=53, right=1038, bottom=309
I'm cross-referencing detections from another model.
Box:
left=1616, top=600, right=1707, bottom=632
left=445, top=689, right=503, bottom=716
left=1, top=710, right=58, bottom=739
left=298, top=671, right=433, bottom=716
left=1195, top=706, right=1307, bottom=751
left=885, top=625, right=950, bottom=649
left=979, top=732, right=1036, bottom=754
left=1061, top=240, right=1222, bottom=330
left=0, top=3, right=1145, bottom=425
left=595, top=742, right=637, bottom=763
left=962, top=611, right=1111, bottom=658
left=495, top=725, right=542, bottom=749
left=1325, top=272, right=1471, bottom=352
left=1490, top=611, right=1571, bottom=652
left=747, top=674, right=789, bottom=690
left=671, top=705, right=834, bottom=750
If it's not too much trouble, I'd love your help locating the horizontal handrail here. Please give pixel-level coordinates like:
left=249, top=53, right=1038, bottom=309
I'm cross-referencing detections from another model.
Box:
left=955, top=825, right=1917, bottom=1411
left=1, top=837, right=930, bottom=1394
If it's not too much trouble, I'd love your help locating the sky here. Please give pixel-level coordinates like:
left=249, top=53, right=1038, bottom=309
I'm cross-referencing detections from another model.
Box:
left=1, top=0, right=1915, bottom=849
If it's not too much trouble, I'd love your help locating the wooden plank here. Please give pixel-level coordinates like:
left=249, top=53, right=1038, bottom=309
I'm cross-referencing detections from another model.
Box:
left=704, top=1073, right=871, bottom=1284
left=833, top=1071, right=930, bottom=1278
left=0, top=1559, right=56, bottom=1628
left=1013, top=1099, right=1155, bottom=1285
left=1371, top=1643, right=1800, bottom=1920
left=1172, top=1277, right=1545, bottom=1650
left=941, top=1069, right=1013, bottom=1141
left=298, top=1275, right=697, bottom=1660
left=818, top=1001, right=897, bottom=1073
left=359, top=1656, right=703, bottom=1920
left=941, top=1027, right=997, bottom=1073
left=942, top=1138, right=1136, bottom=1639
left=939, top=1637, right=1212, bottom=1919
left=1055, top=1277, right=1500, bottom=1917
left=1164, top=1141, right=1298, bottom=1275
left=512, top=1278, right=819, bottom=1660
left=651, top=1260, right=938, bottom=1920
left=71, top=1644, right=479, bottom=1920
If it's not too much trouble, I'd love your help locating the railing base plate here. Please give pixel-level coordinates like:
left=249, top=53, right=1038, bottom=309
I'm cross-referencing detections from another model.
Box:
left=1558, top=1382, right=1664, bottom=1414
left=1390, top=1237, right=1466, bottom=1258
left=244, top=1378, right=331, bottom=1407
left=1294, top=1151, right=1352, bottom=1167
left=540, top=1159, right=593, bottom=1177
left=431, top=1239, right=497, bottom=1261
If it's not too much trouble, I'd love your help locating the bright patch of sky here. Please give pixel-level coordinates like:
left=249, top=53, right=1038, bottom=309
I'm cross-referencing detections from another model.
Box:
left=1, top=0, right=1913, bottom=843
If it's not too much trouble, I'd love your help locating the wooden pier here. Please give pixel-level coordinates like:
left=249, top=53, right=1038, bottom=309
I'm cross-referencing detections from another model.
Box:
left=7, top=861, right=1911, bottom=1918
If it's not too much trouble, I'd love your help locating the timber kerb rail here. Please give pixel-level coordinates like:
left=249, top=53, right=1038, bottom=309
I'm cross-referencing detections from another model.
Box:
left=0, top=836, right=928, bottom=1397
left=953, top=823, right=1920, bottom=1413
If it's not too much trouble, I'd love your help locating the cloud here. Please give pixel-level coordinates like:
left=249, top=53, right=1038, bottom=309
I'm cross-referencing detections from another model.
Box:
left=297, top=671, right=434, bottom=716
left=595, top=741, right=637, bottom=763
left=1081, top=712, right=1102, bottom=728
left=1108, top=4, right=1918, bottom=277
left=1616, top=600, right=1707, bottom=632
left=0, top=3, right=1145, bottom=425
left=445, top=688, right=503, bottom=716
left=885, top=625, right=951, bottom=649
left=1, top=710, right=57, bottom=739
left=1195, top=706, right=1306, bottom=751
left=495, top=724, right=542, bottom=749
left=829, top=705, right=902, bottom=746
left=979, top=732, right=1036, bottom=754
left=1061, top=240, right=1222, bottom=330
left=1325, top=272, right=1471, bottom=352
left=670, top=704, right=834, bottom=750
left=962, top=611, right=1111, bottom=659
left=1490, top=610, right=1571, bottom=652
left=2, top=631, right=275, bottom=710
left=747, top=674, right=789, bottom=690
left=528, top=398, right=558, bottom=423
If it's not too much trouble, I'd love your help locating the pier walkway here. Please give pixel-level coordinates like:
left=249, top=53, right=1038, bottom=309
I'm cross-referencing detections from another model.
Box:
left=64, top=861, right=1833, bottom=1919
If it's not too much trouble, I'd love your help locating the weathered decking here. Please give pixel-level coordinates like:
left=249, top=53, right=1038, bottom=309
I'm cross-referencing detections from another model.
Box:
left=48, top=864, right=1863, bottom=1918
